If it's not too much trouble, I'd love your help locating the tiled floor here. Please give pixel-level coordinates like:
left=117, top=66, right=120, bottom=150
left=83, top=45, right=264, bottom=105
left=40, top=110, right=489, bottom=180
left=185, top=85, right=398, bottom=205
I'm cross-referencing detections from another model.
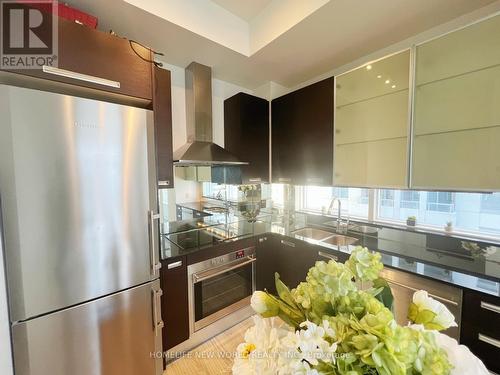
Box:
left=164, top=317, right=254, bottom=374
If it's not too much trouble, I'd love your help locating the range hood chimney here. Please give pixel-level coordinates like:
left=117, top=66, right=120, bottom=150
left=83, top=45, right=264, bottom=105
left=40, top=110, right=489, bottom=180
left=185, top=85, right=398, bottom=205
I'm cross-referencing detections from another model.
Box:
left=173, top=62, right=248, bottom=166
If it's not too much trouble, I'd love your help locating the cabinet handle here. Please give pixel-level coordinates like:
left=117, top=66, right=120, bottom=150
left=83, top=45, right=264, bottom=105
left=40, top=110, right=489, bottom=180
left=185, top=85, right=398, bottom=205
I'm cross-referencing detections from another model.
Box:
left=481, top=301, right=500, bottom=314
left=478, top=333, right=500, bottom=349
left=152, top=288, right=164, bottom=337
left=193, top=256, right=256, bottom=283
left=159, top=180, right=171, bottom=186
left=318, top=251, right=338, bottom=261
left=280, top=240, right=296, bottom=248
left=278, top=178, right=291, bottom=183
left=42, top=65, right=121, bottom=88
left=249, top=178, right=262, bottom=183
left=149, top=211, right=162, bottom=276
left=385, top=279, right=459, bottom=306
left=167, top=260, right=182, bottom=270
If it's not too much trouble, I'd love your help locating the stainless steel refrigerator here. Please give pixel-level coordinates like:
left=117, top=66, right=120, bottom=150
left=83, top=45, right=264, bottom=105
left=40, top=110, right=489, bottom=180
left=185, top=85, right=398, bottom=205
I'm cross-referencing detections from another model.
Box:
left=0, top=84, right=164, bottom=375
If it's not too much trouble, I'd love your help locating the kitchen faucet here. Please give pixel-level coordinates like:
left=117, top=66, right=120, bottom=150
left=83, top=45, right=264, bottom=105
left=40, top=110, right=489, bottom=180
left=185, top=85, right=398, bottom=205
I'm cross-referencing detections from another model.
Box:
left=327, top=197, right=349, bottom=234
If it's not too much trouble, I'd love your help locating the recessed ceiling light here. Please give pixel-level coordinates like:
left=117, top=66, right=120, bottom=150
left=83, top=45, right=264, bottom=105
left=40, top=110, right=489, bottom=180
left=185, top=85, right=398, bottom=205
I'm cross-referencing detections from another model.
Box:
left=391, top=85, right=396, bottom=88
left=366, top=65, right=372, bottom=70
left=385, top=79, right=391, bottom=84
left=377, top=75, right=382, bottom=79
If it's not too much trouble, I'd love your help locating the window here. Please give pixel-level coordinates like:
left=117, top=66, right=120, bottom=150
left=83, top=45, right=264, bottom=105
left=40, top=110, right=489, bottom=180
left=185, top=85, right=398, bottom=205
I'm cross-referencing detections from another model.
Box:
left=427, top=192, right=455, bottom=213
left=299, top=186, right=369, bottom=219
left=380, top=190, right=395, bottom=207
left=400, top=191, right=420, bottom=209
left=377, top=189, right=500, bottom=237
left=481, top=194, right=500, bottom=213
left=271, top=184, right=285, bottom=208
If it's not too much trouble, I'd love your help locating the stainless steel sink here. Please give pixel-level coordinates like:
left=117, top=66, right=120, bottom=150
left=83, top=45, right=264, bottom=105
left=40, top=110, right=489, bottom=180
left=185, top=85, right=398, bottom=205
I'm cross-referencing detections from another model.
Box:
left=292, top=227, right=334, bottom=241
left=321, top=235, right=358, bottom=247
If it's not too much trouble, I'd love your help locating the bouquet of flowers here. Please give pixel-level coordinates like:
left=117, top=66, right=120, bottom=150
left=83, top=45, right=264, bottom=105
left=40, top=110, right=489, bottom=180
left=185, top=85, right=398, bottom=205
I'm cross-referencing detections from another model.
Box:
left=233, top=247, right=489, bottom=375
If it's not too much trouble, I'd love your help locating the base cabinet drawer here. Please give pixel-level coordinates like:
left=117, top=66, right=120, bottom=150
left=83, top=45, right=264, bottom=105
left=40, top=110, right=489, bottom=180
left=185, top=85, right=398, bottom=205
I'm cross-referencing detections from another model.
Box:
left=461, top=289, right=500, bottom=373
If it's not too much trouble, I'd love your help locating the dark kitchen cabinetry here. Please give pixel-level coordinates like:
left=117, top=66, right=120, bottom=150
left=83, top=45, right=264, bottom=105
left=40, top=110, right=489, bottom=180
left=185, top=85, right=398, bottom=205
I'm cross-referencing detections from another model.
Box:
left=160, top=256, right=190, bottom=351
left=271, top=77, right=334, bottom=186
left=224, top=93, right=270, bottom=183
left=256, top=234, right=342, bottom=294
left=460, top=288, right=500, bottom=373
left=5, top=14, right=153, bottom=100
left=256, top=235, right=279, bottom=293
left=152, top=66, right=174, bottom=188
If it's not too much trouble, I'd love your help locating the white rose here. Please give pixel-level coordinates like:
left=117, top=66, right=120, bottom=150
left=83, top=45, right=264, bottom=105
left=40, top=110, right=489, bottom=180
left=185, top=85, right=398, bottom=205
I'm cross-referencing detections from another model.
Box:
left=433, top=330, right=489, bottom=375
left=409, top=290, right=457, bottom=330
left=251, top=291, right=279, bottom=317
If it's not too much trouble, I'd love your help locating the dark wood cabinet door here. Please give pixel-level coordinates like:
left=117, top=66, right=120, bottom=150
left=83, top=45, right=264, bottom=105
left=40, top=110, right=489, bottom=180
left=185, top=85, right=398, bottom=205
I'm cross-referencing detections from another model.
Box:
left=275, top=237, right=322, bottom=290
left=160, top=256, right=189, bottom=351
left=256, top=235, right=278, bottom=294
left=460, top=289, right=500, bottom=373
left=5, top=14, right=153, bottom=100
left=152, top=66, right=174, bottom=188
left=271, top=92, right=298, bottom=184
left=224, top=93, right=269, bottom=183
left=271, top=77, right=334, bottom=185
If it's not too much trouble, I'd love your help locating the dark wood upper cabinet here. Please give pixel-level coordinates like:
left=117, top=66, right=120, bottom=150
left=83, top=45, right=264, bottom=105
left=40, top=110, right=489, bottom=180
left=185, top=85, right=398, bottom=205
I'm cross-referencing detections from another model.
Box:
left=5, top=15, right=153, bottom=100
left=152, top=66, right=174, bottom=188
left=224, top=92, right=270, bottom=183
left=272, top=77, right=334, bottom=186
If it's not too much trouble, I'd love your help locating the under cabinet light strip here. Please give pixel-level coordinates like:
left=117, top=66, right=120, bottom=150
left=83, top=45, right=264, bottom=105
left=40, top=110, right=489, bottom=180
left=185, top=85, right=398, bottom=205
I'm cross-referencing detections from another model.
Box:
left=42, top=66, right=121, bottom=88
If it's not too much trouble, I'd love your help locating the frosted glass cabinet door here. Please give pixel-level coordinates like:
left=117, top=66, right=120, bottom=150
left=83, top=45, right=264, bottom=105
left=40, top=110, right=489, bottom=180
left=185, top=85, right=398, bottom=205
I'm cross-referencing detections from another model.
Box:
left=334, top=50, right=410, bottom=188
left=412, top=15, right=500, bottom=191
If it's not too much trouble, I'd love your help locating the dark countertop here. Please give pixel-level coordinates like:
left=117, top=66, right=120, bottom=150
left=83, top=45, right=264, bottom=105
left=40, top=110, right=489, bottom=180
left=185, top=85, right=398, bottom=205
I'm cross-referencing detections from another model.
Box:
left=160, top=207, right=499, bottom=297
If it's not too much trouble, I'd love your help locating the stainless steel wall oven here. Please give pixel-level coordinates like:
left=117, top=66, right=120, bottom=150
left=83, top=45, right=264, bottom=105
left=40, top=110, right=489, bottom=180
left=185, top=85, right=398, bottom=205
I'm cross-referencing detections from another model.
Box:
left=187, top=247, right=256, bottom=333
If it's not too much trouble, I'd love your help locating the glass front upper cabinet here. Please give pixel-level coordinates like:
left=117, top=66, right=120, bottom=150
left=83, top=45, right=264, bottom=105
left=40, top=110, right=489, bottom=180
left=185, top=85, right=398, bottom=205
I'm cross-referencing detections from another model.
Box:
left=412, top=15, right=500, bottom=191
left=334, top=50, right=411, bottom=188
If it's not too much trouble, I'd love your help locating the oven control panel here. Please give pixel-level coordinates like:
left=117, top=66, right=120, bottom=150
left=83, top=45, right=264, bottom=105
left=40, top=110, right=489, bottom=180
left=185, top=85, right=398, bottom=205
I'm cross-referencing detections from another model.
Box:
left=206, top=247, right=256, bottom=268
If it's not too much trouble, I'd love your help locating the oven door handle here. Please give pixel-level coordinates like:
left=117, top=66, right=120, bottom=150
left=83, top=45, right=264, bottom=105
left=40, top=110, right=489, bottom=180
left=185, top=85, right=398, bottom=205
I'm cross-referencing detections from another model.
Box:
left=192, top=256, right=256, bottom=283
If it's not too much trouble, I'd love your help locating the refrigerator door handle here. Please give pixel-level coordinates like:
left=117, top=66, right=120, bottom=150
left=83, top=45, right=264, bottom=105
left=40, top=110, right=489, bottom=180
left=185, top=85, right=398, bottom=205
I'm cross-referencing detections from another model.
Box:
left=149, top=211, right=162, bottom=276
left=152, top=288, right=164, bottom=337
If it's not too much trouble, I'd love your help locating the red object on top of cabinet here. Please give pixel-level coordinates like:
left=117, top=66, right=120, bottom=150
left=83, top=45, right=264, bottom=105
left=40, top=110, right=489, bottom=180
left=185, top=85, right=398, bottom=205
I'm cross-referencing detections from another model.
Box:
left=14, top=0, right=98, bottom=28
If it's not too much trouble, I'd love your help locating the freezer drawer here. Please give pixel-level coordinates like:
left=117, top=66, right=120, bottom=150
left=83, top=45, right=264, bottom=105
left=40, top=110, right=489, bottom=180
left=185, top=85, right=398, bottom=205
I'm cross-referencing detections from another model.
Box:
left=0, top=85, right=159, bottom=322
left=11, top=280, right=163, bottom=375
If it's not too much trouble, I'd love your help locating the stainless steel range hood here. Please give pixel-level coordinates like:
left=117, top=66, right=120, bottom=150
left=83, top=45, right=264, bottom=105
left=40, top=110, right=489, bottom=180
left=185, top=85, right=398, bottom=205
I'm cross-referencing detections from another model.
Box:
left=173, top=62, right=248, bottom=166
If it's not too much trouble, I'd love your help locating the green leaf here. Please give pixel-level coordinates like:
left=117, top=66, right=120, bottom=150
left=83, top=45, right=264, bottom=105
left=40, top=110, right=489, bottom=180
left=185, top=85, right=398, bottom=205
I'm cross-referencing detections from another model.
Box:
left=265, top=292, right=304, bottom=328
left=372, top=278, right=394, bottom=311
left=274, top=272, right=297, bottom=307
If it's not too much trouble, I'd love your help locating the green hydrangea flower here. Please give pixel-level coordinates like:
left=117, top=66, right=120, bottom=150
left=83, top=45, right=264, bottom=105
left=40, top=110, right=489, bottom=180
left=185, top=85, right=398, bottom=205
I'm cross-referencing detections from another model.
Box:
left=346, top=247, right=384, bottom=282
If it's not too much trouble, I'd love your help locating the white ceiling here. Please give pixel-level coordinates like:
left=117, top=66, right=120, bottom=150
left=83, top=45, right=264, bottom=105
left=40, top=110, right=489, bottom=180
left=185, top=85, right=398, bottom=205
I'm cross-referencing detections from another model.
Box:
left=211, top=0, right=273, bottom=21
left=70, top=0, right=500, bottom=90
